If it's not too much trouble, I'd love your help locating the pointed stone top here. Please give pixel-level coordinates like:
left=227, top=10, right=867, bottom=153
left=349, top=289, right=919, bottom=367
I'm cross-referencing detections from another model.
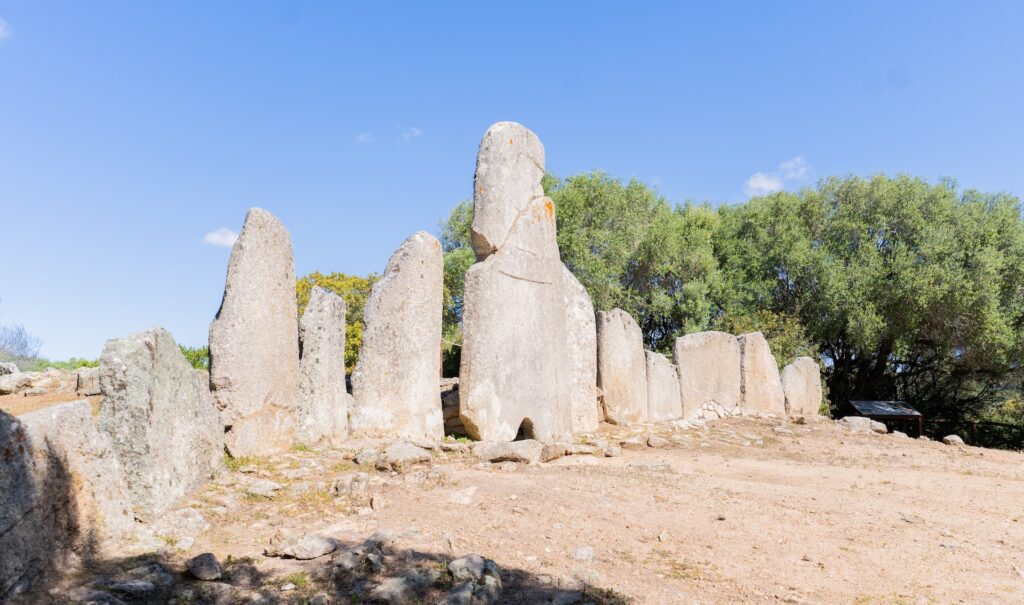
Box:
left=384, top=231, right=442, bottom=274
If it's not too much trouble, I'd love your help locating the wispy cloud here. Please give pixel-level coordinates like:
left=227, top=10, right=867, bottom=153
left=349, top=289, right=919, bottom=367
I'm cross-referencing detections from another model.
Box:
left=354, top=132, right=376, bottom=144
left=744, top=172, right=784, bottom=197
left=779, top=155, right=808, bottom=180
left=744, top=155, right=810, bottom=197
left=203, top=228, right=238, bottom=248
left=0, top=18, right=11, bottom=42
left=399, top=126, right=423, bottom=143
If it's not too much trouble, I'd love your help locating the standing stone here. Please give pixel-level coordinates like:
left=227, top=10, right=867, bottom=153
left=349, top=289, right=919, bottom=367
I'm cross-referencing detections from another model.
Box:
left=562, top=265, right=599, bottom=434
left=596, top=309, right=648, bottom=426
left=459, top=122, right=572, bottom=443
left=780, top=356, right=823, bottom=417
left=738, top=332, right=786, bottom=416
left=645, top=351, right=683, bottom=422
left=351, top=232, right=444, bottom=441
left=75, top=366, right=101, bottom=396
left=2, top=402, right=134, bottom=599
left=673, top=331, right=741, bottom=419
left=99, top=328, right=223, bottom=521
left=295, top=287, right=352, bottom=446
left=209, top=208, right=299, bottom=456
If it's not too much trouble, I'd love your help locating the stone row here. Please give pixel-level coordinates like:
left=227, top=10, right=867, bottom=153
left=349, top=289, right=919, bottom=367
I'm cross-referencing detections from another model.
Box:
left=597, top=317, right=824, bottom=425
left=0, top=121, right=823, bottom=599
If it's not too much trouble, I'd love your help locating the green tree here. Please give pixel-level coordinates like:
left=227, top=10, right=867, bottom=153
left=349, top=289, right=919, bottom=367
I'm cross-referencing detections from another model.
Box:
left=437, top=200, right=475, bottom=376
left=179, top=345, right=210, bottom=370
left=548, top=172, right=722, bottom=351
left=716, top=175, right=1024, bottom=421
left=296, top=272, right=377, bottom=372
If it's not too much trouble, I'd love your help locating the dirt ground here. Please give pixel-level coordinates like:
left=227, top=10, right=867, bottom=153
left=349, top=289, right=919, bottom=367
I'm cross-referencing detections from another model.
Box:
left=0, top=391, right=99, bottom=417
left=14, top=405, right=1024, bottom=604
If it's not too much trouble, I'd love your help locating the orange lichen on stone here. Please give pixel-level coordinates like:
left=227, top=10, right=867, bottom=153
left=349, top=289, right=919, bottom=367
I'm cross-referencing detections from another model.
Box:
left=509, top=137, right=514, bottom=145
left=544, top=199, right=554, bottom=219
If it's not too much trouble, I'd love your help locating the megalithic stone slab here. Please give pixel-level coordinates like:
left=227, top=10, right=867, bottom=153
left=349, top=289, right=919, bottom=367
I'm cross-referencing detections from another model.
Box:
left=645, top=350, right=683, bottom=422
left=209, top=207, right=300, bottom=456
left=562, top=265, right=599, bottom=434
left=781, top=356, right=823, bottom=417
left=296, top=287, right=352, bottom=447
left=673, top=331, right=741, bottom=419
left=596, top=309, right=648, bottom=426
left=470, top=121, right=550, bottom=259
left=459, top=122, right=573, bottom=443
left=351, top=232, right=444, bottom=441
left=98, top=328, right=223, bottom=521
left=738, top=331, right=787, bottom=416
left=1, top=403, right=135, bottom=598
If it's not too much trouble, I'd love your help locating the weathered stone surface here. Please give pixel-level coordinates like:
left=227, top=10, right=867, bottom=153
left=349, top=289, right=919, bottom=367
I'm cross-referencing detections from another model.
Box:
left=645, top=350, right=683, bottom=422
left=540, top=442, right=568, bottom=462
left=943, top=434, right=965, bottom=446
left=75, top=366, right=101, bottom=396
left=473, top=440, right=543, bottom=464
left=440, top=379, right=466, bottom=437
left=0, top=361, right=17, bottom=375
left=98, top=328, right=223, bottom=521
left=673, top=331, right=741, bottom=419
left=376, top=441, right=432, bottom=471
left=209, top=207, right=299, bottom=456
left=282, top=534, right=340, bottom=560
left=738, top=332, right=786, bottom=416
left=369, top=569, right=442, bottom=605
left=562, top=265, right=599, bottom=434
left=459, top=122, right=572, bottom=443
left=780, top=356, right=823, bottom=417
left=1, top=402, right=134, bottom=599
left=186, top=553, right=223, bottom=581
left=596, top=309, right=647, bottom=425
left=0, top=372, right=30, bottom=395
left=839, top=416, right=888, bottom=434
left=296, top=287, right=352, bottom=447
left=246, top=479, right=283, bottom=499
left=444, top=555, right=502, bottom=605
left=0, top=369, right=76, bottom=396
left=469, top=121, right=549, bottom=258
left=351, top=232, right=444, bottom=441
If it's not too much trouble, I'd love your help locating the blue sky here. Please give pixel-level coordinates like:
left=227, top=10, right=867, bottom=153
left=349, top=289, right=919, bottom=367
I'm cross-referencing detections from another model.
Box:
left=1, top=2, right=1022, bottom=359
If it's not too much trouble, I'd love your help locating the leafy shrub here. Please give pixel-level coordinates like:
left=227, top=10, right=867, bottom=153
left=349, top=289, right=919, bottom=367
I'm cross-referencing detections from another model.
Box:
left=179, top=345, right=210, bottom=370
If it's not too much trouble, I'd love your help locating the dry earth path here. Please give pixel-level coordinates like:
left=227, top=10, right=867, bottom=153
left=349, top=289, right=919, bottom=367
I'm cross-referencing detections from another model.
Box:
left=11, top=413, right=1024, bottom=604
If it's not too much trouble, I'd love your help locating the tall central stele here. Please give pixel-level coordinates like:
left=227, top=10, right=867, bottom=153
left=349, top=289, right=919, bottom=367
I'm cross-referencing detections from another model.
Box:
left=458, top=122, right=573, bottom=443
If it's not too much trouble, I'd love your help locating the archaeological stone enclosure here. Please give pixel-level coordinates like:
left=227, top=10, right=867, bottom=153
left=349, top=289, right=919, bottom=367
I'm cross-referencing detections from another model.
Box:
left=0, top=122, right=824, bottom=600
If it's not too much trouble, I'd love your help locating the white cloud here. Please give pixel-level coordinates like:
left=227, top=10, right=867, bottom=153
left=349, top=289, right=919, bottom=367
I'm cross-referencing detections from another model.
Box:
left=203, top=228, right=238, bottom=248
left=780, top=155, right=808, bottom=180
left=744, top=155, right=811, bottom=197
left=744, top=172, right=784, bottom=197
left=400, top=126, right=423, bottom=143
left=354, top=132, right=376, bottom=144
left=0, top=18, right=10, bottom=42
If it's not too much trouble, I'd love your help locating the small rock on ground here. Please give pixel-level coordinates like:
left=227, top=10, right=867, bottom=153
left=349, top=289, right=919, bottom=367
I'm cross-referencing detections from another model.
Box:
left=185, top=553, right=222, bottom=581
left=943, top=434, right=965, bottom=446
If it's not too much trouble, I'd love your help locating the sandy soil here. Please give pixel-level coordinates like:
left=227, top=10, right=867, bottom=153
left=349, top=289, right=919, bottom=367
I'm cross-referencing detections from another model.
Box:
left=0, top=392, right=99, bottom=417
left=35, top=415, right=1012, bottom=605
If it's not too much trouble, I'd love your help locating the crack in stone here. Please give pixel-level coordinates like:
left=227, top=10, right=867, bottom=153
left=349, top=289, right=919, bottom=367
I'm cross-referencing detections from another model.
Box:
left=497, top=270, right=553, bottom=285
left=491, top=194, right=546, bottom=255
left=527, top=154, right=545, bottom=174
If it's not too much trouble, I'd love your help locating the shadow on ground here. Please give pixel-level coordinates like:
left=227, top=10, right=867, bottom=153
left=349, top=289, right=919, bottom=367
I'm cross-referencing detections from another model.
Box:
left=7, top=534, right=633, bottom=604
